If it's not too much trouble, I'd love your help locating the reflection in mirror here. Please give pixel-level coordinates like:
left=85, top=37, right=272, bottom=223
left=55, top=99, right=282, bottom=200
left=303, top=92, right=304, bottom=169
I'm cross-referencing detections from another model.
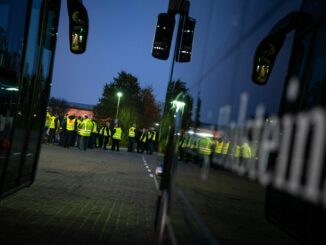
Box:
left=43, top=0, right=60, bottom=50
left=252, top=11, right=311, bottom=85
left=252, top=35, right=285, bottom=85
left=176, top=16, right=196, bottom=63
left=67, top=0, right=88, bottom=54
left=152, top=13, right=175, bottom=60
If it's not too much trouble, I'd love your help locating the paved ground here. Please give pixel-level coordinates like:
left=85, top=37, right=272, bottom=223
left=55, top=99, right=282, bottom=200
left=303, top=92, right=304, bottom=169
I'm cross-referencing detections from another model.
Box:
left=0, top=144, right=162, bottom=244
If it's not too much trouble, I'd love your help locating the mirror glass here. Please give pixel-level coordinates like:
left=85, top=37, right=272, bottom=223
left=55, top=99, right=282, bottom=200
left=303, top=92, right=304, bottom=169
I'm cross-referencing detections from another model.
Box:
left=152, top=13, right=175, bottom=60
left=252, top=35, right=285, bottom=85
left=176, top=16, right=196, bottom=63
left=67, top=0, right=88, bottom=54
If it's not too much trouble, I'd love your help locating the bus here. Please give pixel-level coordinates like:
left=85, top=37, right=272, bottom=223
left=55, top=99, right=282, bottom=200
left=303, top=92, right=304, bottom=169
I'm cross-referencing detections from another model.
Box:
left=153, top=0, right=326, bottom=244
left=0, top=0, right=87, bottom=199
left=1, top=0, right=326, bottom=244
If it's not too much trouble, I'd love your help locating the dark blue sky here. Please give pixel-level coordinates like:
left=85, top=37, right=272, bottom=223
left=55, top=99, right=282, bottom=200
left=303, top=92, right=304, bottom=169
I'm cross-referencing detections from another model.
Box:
left=51, top=0, right=302, bottom=124
left=51, top=0, right=172, bottom=105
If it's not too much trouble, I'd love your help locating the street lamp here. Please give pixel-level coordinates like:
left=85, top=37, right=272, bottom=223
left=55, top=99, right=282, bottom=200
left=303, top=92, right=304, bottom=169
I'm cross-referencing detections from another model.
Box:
left=115, top=92, right=123, bottom=120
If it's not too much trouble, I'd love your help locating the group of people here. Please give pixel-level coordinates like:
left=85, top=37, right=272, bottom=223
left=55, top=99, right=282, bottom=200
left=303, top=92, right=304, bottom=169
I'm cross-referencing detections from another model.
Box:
left=44, top=111, right=159, bottom=154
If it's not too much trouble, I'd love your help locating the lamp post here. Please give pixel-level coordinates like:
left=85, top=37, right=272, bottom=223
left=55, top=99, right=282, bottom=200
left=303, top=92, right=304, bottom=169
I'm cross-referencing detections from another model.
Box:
left=115, top=92, right=123, bottom=120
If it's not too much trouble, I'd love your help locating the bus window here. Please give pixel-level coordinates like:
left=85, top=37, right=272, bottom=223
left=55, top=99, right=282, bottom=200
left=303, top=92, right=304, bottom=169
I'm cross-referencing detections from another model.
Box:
left=154, top=0, right=326, bottom=244
left=0, top=0, right=61, bottom=198
left=0, top=0, right=29, bottom=194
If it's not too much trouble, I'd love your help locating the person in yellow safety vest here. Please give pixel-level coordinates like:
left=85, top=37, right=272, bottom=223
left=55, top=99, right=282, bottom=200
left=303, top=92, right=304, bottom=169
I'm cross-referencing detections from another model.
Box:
left=221, top=140, right=230, bottom=155
left=44, top=111, right=51, bottom=131
left=49, top=114, right=59, bottom=144
left=78, top=115, right=93, bottom=151
left=44, top=110, right=52, bottom=143
left=136, top=126, right=142, bottom=153
left=241, top=141, right=252, bottom=159
left=147, top=127, right=158, bottom=155
left=198, top=136, right=214, bottom=180
left=88, top=119, right=98, bottom=149
left=111, top=122, right=122, bottom=151
left=63, top=115, right=77, bottom=148
left=74, top=116, right=82, bottom=147
left=198, top=137, right=214, bottom=156
left=214, top=139, right=224, bottom=155
left=139, top=128, right=148, bottom=153
left=101, top=122, right=111, bottom=150
left=128, top=124, right=136, bottom=152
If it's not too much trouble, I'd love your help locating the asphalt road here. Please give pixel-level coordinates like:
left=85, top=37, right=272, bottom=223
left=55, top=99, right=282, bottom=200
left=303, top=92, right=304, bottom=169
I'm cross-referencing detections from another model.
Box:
left=0, top=144, right=162, bottom=245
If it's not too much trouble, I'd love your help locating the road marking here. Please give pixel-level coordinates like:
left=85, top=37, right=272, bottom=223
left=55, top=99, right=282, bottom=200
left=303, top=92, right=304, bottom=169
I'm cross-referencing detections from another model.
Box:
left=142, top=156, right=159, bottom=191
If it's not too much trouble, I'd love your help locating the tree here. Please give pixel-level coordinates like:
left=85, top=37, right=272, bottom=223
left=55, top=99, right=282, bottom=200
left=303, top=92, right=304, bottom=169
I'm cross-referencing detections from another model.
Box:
left=138, top=86, right=161, bottom=127
left=159, top=79, right=193, bottom=150
left=48, top=97, right=68, bottom=116
left=94, top=71, right=161, bottom=134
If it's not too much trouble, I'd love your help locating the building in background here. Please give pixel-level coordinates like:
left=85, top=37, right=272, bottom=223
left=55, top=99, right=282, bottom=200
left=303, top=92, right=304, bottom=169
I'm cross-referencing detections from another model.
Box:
left=66, top=102, right=94, bottom=118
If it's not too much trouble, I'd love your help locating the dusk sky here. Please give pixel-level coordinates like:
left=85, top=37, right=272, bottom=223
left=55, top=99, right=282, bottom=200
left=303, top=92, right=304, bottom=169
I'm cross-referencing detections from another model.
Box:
left=51, top=0, right=302, bottom=124
left=51, top=0, right=172, bottom=105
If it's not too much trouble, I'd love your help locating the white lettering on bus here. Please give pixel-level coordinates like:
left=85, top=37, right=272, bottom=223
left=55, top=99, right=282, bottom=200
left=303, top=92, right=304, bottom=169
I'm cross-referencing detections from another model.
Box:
left=217, top=87, right=326, bottom=208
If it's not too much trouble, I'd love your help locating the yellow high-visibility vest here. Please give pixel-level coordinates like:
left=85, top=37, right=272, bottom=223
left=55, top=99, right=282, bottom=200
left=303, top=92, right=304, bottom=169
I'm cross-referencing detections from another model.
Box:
left=152, top=131, right=157, bottom=141
left=222, top=142, right=230, bottom=155
left=92, top=121, right=98, bottom=133
left=241, top=143, right=252, bottom=158
left=128, top=127, right=136, bottom=138
left=100, top=127, right=111, bottom=137
left=112, top=127, right=122, bottom=140
left=45, top=112, right=51, bottom=127
left=198, top=138, right=213, bottom=155
left=79, top=119, right=93, bottom=136
left=215, top=141, right=224, bottom=154
left=66, top=118, right=76, bottom=131
left=49, top=116, right=56, bottom=129
left=141, top=133, right=147, bottom=143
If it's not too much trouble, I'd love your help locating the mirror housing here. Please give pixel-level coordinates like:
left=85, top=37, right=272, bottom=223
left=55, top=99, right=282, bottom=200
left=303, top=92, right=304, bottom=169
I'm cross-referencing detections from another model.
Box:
left=152, top=13, right=175, bottom=60
left=67, top=0, right=89, bottom=54
left=176, top=16, right=196, bottom=63
left=252, top=11, right=311, bottom=85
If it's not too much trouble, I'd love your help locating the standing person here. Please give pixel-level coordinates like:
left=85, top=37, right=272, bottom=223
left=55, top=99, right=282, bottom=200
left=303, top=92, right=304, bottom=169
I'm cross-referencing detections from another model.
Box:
left=49, top=114, right=59, bottom=144
left=88, top=118, right=98, bottom=149
left=128, top=123, right=136, bottom=152
left=59, top=114, right=67, bottom=146
left=148, top=127, right=158, bottom=155
left=73, top=116, right=82, bottom=147
left=98, top=124, right=105, bottom=148
left=136, top=126, right=142, bottom=153
left=140, top=128, right=147, bottom=153
left=111, top=123, right=122, bottom=151
left=64, top=114, right=77, bottom=148
left=78, top=115, right=93, bottom=151
left=102, top=121, right=111, bottom=150
left=43, top=109, right=52, bottom=143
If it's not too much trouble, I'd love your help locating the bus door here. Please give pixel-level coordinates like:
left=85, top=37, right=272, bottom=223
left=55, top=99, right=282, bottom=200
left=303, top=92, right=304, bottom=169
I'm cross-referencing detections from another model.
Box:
left=0, top=0, right=61, bottom=199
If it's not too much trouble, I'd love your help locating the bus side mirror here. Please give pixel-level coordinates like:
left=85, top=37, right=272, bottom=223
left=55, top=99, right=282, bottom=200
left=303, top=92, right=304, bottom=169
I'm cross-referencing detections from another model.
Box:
left=152, top=13, right=175, bottom=60
left=252, top=11, right=311, bottom=85
left=67, top=0, right=89, bottom=54
left=176, top=16, right=196, bottom=63
left=252, top=35, right=285, bottom=85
